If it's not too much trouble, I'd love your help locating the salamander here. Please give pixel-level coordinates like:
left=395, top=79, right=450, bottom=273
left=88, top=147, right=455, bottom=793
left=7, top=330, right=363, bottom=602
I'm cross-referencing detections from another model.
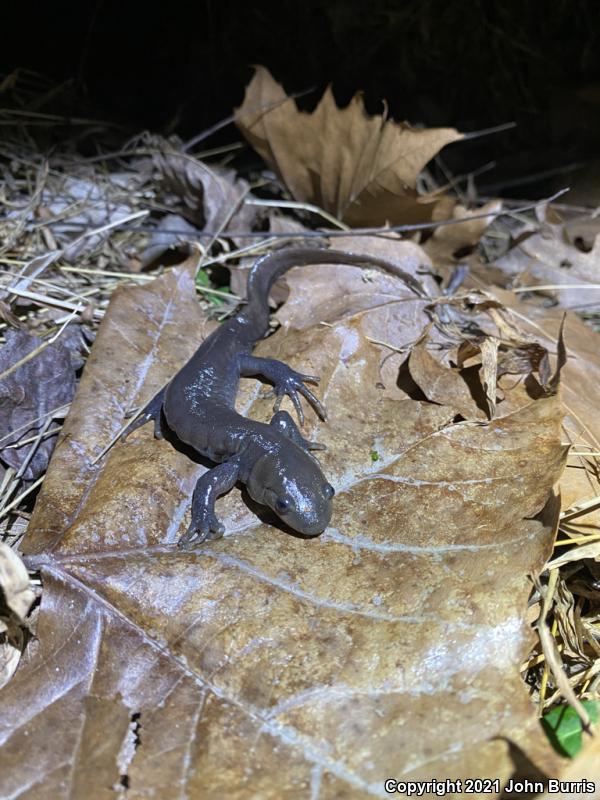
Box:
left=122, top=247, right=427, bottom=547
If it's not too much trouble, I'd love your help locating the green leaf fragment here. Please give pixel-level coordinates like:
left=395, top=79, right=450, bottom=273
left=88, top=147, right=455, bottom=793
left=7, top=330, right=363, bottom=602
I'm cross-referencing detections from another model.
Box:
left=541, top=700, right=598, bottom=758
left=195, top=269, right=231, bottom=307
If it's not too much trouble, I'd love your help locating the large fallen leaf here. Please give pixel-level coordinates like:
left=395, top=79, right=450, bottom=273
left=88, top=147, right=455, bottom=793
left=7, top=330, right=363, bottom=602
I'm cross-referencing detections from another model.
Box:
left=235, top=66, right=463, bottom=226
left=0, top=245, right=568, bottom=796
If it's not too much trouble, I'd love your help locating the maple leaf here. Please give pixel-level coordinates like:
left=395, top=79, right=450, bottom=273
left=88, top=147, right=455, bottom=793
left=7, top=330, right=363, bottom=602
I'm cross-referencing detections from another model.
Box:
left=235, top=66, right=463, bottom=226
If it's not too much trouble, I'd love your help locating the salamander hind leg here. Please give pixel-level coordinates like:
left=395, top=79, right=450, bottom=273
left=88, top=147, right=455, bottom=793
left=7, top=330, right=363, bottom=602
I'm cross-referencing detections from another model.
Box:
left=121, top=385, right=166, bottom=441
left=178, top=460, right=240, bottom=549
left=270, top=410, right=325, bottom=451
left=239, top=354, right=326, bottom=426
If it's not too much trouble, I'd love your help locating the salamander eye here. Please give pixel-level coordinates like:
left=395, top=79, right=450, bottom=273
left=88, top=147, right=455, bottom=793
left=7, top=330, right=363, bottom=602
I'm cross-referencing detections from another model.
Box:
left=324, top=483, right=335, bottom=499
left=275, top=496, right=291, bottom=514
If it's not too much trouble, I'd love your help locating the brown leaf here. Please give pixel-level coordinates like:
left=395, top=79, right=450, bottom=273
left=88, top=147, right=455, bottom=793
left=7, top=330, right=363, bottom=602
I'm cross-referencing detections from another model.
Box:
left=0, top=300, right=22, bottom=329
left=408, top=334, right=488, bottom=420
left=2, top=248, right=568, bottom=794
left=272, top=236, right=439, bottom=400
left=234, top=66, right=463, bottom=226
left=19, top=251, right=212, bottom=556
left=491, top=290, right=600, bottom=536
left=538, top=732, right=600, bottom=798
left=479, top=338, right=499, bottom=417
left=0, top=329, right=77, bottom=481
left=0, top=544, right=36, bottom=690
left=552, top=578, right=588, bottom=663
left=275, top=235, right=438, bottom=330
left=139, top=213, right=203, bottom=267
left=456, top=336, right=548, bottom=419
left=424, top=198, right=502, bottom=267
left=494, top=208, right=600, bottom=310
left=154, top=148, right=258, bottom=233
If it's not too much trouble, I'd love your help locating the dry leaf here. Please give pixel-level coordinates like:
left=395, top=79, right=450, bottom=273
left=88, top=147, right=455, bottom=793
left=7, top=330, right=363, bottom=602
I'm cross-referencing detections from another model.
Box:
left=495, top=208, right=600, bottom=310
left=0, top=300, right=22, bottom=329
left=275, top=235, right=438, bottom=330
left=539, top=730, right=600, bottom=799
left=544, top=576, right=587, bottom=665
left=37, top=175, right=143, bottom=263
left=424, top=197, right=503, bottom=267
left=0, top=329, right=77, bottom=481
left=235, top=66, right=463, bottom=226
left=0, top=544, right=35, bottom=621
left=491, top=291, right=600, bottom=536
left=407, top=334, right=488, bottom=420
left=140, top=213, right=202, bottom=267
left=272, top=235, right=442, bottom=401
left=547, top=542, right=600, bottom=570
left=0, top=544, right=36, bottom=690
left=154, top=148, right=259, bottom=233
left=1, top=247, right=568, bottom=795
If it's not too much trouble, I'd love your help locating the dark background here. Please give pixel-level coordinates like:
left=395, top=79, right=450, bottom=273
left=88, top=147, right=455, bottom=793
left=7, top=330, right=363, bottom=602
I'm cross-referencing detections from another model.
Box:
left=3, top=0, right=600, bottom=199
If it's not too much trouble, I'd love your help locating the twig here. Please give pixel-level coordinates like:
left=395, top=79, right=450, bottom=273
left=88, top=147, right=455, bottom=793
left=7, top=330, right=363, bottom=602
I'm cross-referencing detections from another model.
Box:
left=182, top=86, right=316, bottom=151
left=0, top=475, right=45, bottom=523
left=561, top=495, right=600, bottom=522
left=0, top=404, right=70, bottom=447
left=66, top=209, right=148, bottom=249
left=40, top=188, right=570, bottom=240
left=461, top=121, right=518, bottom=140
left=6, top=287, right=91, bottom=316
left=245, top=198, right=350, bottom=231
left=514, top=284, right=600, bottom=293
left=0, top=107, right=121, bottom=128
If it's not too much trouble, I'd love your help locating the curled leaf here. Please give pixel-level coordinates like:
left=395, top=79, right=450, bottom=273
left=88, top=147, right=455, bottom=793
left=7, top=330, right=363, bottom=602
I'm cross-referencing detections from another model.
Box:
left=153, top=147, right=258, bottom=232
left=0, top=544, right=36, bottom=690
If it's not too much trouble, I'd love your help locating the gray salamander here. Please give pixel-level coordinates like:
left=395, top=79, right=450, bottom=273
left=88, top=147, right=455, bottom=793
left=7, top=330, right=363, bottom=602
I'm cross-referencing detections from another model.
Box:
left=123, top=247, right=427, bottom=546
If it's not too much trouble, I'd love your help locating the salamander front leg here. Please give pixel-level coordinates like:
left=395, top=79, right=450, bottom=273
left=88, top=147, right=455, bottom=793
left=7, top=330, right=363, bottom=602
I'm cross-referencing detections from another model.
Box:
left=178, top=460, right=240, bottom=549
left=239, top=354, right=325, bottom=426
left=270, top=410, right=325, bottom=451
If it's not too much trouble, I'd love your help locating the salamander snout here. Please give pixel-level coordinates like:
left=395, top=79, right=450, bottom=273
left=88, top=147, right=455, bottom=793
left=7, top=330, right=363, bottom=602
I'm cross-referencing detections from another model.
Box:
left=247, top=451, right=335, bottom=536
left=273, top=476, right=334, bottom=535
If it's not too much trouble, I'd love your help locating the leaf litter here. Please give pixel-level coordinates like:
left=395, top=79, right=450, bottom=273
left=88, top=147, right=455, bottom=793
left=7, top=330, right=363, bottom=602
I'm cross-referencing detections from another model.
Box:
left=0, top=66, right=599, bottom=794
left=476, top=204, right=600, bottom=314
left=1, top=242, right=567, bottom=793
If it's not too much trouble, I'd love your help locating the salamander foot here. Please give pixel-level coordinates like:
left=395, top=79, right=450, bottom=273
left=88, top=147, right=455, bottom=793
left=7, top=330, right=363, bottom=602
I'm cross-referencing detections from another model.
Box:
left=239, top=354, right=326, bottom=425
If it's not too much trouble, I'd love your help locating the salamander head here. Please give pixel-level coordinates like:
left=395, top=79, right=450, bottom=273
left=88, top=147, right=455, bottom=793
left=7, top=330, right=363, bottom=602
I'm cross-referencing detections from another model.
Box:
left=246, top=448, right=335, bottom=536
